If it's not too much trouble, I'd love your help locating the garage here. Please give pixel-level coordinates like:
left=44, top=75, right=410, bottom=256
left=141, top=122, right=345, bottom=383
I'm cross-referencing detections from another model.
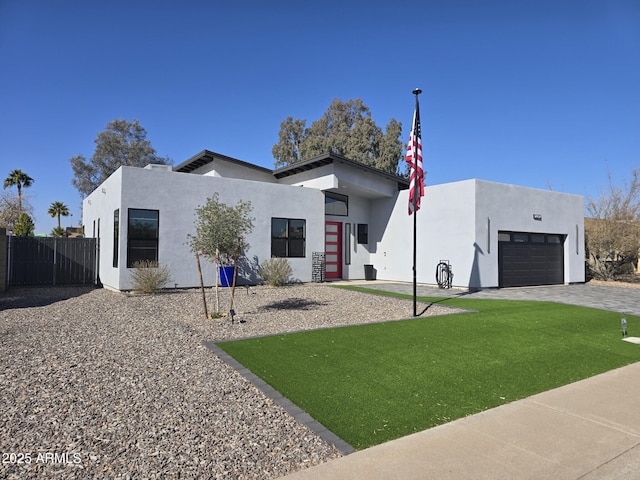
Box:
left=498, top=231, right=565, bottom=287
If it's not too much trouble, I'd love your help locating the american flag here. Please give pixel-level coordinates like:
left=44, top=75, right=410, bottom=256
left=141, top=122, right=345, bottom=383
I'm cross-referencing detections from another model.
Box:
left=406, top=101, right=424, bottom=215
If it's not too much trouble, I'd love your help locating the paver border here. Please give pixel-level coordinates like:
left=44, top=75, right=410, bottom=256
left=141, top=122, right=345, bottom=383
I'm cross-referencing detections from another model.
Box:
left=203, top=341, right=356, bottom=456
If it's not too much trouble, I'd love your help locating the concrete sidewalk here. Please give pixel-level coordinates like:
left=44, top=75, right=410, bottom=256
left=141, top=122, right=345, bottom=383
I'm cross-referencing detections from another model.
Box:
left=283, top=282, right=640, bottom=480
left=284, top=362, right=640, bottom=480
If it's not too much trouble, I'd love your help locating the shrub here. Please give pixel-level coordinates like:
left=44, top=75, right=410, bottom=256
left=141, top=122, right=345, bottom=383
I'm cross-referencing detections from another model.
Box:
left=13, top=212, right=35, bottom=236
left=50, top=226, right=66, bottom=237
left=130, top=260, right=172, bottom=294
left=259, top=257, right=293, bottom=286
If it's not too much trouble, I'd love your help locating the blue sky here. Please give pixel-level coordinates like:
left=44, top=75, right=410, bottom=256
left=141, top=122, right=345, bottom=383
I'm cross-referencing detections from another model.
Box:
left=1, top=0, right=638, bottom=234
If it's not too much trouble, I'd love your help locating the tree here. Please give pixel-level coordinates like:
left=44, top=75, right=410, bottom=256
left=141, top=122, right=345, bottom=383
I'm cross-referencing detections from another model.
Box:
left=272, top=98, right=404, bottom=175
left=190, top=193, right=254, bottom=265
left=0, top=190, right=34, bottom=233
left=13, top=212, right=35, bottom=237
left=272, top=117, right=307, bottom=167
left=3, top=169, right=34, bottom=213
left=376, top=118, right=404, bottom=173
left=188, top=193, right=254, bottom=316
left=51, top=226, right=66, bottom=237
left=70, top=119, right=172, bottom=197
left=48, top=201, right=70, bottom=230
left=585, top=168, right=640, bottom=280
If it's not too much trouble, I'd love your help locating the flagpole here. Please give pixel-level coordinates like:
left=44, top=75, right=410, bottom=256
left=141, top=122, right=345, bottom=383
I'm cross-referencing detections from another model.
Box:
left=412, top=88, right=422, bottom=317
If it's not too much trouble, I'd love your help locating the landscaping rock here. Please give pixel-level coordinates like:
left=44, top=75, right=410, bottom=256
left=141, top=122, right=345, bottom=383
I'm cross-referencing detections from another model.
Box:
left=0, top=284, right=462, bottom=479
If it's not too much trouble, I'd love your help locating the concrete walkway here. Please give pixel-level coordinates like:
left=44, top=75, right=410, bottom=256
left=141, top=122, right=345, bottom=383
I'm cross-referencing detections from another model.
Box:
left=282, top=282, right=640, bottom=480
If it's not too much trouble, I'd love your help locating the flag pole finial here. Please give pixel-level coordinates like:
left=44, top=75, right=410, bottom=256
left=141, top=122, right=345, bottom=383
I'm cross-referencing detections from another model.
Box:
left=412, top=88, right=422, bottom=96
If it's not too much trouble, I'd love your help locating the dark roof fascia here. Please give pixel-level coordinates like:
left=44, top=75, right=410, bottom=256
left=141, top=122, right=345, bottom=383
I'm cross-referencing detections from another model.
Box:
left=175, top=149, right=409, bottom=191
left=174, top=149, right=273, bottom=175
left=273, top=152, right=410, bottom=190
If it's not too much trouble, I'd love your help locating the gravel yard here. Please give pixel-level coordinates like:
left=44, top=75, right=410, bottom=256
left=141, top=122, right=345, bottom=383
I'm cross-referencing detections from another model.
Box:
left=0, top=283, right=460, bottom=479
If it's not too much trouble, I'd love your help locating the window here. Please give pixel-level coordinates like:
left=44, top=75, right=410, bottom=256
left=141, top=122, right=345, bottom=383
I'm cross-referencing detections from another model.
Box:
left=357, top=224, right=368, bottom=244
left=127, top=209, right=159, bottom=267
left=513, top=233, right=528, bottom=243
left=531, top=234, right=545, bottom=243
left=324, top=192, right=348, bottom=216
left=113, top=209, right=119, bottom=267
left=344, top=223, right=351, bottom=265
left=272, top=218, right=306, bottom=258
left=499, top=231, right=565, bottom=245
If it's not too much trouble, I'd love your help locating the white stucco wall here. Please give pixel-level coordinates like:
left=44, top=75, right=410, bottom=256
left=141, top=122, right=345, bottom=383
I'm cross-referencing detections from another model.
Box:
left=83, top=168, right=127, bottom=290
left=370, top=180, right=477, bottom=286
left=331, top=161, right=399, bottom=198
left=276, top=164, right=338, bottom=189
left=473, top=179, right=585, bottom=287
left=84, top=164, right=585, bottom=291
left=84, top=166, right=325, bottom=290
left=195, top=159, right=276, bottom=183
left=371, top=179, right=584, bottom=289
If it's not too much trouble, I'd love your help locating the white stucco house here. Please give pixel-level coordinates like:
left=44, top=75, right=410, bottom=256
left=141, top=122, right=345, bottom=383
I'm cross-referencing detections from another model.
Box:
left=82, top=149, right=585, bottom=291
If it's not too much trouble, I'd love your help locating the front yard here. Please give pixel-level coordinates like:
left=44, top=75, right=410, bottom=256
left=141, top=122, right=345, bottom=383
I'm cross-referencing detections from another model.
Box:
left=218, top=291, right=640, bottom=450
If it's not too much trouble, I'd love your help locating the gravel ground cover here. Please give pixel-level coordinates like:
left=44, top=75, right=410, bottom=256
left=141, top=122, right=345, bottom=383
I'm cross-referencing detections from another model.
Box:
left=0, top=283, right=461, bottom=479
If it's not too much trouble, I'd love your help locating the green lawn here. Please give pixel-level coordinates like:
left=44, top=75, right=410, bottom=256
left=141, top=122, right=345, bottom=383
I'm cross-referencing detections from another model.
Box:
left=217, top=287, right=640, bottom=450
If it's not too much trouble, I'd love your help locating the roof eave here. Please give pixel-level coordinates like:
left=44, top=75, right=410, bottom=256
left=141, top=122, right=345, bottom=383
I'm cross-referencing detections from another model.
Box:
left=273, top=152, right=410, bottom=190
left=174, top=150, right=273, bottom=175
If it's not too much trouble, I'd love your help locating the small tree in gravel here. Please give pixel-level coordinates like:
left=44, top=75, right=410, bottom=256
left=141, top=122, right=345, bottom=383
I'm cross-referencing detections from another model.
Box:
left=188, top=193, right=254, bottom=317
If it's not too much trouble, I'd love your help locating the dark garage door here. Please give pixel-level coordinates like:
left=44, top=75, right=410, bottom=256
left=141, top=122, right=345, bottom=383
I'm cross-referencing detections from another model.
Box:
left=498, top=232, right=564, bottom=287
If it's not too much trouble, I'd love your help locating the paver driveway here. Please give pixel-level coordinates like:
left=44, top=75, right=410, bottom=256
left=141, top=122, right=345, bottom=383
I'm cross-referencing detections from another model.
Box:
left=345, top=281, right=640, bottom=316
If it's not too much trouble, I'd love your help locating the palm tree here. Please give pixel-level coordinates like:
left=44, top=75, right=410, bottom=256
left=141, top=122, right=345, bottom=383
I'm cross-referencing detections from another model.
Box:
left=48, top=201, right=70, bottom=229
left=3, top=169, right=34, bottom=213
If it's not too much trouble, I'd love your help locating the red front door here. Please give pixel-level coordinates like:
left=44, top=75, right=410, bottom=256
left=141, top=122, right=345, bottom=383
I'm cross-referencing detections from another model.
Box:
left=325, top=221, right=342, bottom=279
